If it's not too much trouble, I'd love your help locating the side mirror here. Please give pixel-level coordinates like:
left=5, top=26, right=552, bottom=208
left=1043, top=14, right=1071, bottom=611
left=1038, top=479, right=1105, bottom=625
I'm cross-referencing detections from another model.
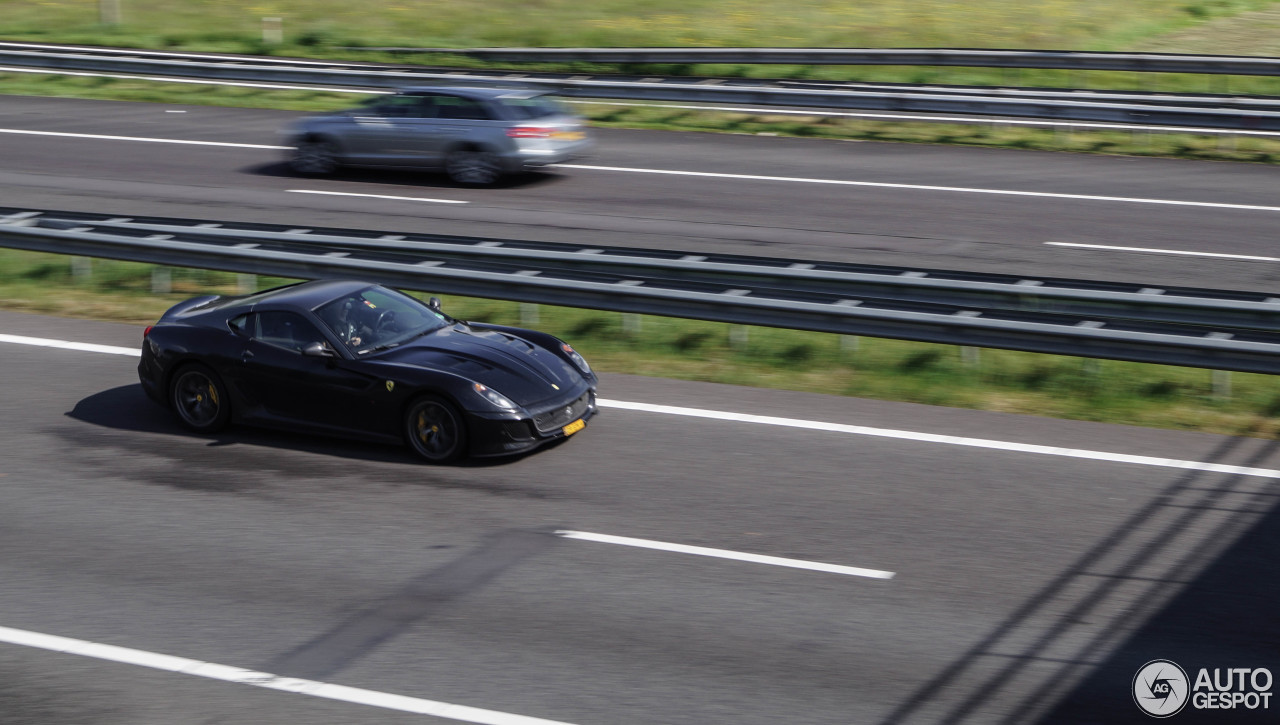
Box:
left=302, top=341, right=336, bottom=358
left=428, top=297, right=443, bottom=311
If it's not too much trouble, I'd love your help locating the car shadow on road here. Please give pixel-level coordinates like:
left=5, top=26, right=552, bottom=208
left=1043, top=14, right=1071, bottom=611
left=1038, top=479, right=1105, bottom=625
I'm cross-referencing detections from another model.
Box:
left=245, top=161, right=569, bottom=191
left=65, top=383, right=538, bottom=469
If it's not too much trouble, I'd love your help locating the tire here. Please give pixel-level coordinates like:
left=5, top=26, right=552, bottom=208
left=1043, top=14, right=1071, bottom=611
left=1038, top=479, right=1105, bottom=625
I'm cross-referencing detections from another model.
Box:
left=291, top=138, right=341, bottom=175
left=404, top=395, right=468, bottom=463
left=169, top=363, right=231, bottom=433
left=445, top=148, right=502, bottom=186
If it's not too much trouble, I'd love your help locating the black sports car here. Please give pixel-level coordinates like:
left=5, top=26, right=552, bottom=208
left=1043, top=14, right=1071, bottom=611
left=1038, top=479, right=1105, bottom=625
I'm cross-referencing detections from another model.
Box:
left=138, top=280, right=597, bottom=462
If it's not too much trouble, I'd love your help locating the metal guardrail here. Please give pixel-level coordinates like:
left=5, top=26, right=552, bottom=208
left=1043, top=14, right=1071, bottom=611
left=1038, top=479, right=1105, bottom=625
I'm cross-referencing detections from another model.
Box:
left=358, top=47, right=1280, bottom=76
left=3, top=46, right=1280, bottom=130
left=3, top=208, right=1280, bottom=374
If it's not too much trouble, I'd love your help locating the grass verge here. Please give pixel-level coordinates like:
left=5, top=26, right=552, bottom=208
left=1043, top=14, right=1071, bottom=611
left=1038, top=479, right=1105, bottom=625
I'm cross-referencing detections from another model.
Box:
left=5, top=249, right=1279, bottom=439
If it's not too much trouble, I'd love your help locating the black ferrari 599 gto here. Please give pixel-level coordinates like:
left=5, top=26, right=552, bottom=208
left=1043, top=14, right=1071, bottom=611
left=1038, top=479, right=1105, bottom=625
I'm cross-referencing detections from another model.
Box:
left=138, top=280, right=597, bottom=462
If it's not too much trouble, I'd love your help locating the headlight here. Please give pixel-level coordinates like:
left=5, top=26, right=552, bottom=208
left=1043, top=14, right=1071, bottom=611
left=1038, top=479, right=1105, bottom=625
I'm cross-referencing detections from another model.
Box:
left=473, top=382, right=517, bottom=409
left=561, top=343, right=592, bottom=375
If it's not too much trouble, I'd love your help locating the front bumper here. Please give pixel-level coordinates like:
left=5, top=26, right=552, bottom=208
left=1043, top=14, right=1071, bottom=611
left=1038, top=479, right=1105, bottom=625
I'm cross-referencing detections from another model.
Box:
left=466, top=389, right=598, bottom=457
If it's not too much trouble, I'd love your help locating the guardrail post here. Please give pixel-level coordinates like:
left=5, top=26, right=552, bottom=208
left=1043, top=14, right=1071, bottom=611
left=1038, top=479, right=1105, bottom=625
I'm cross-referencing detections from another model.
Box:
left=151, top=267, right=171, bottom=295
left=520, top=303, right=539, bottom=325
left=70, top=256, right=91, bottom=282
left=262, top=17, right=283, bottom=44
left=1212, top=370, right=1232, bottom=400
left=961, top=346, right=980, bottom=367
left=99, top=0, right=121, bottom=25
left=622, top=313, right=641, bottom=334
left=236, top=274, right=256, bottom=293
left=730, top=325, right=748, bottom=349
left=840, top=335, right=859, bottom=355
left=1082, top=358, right=1100, bottom=376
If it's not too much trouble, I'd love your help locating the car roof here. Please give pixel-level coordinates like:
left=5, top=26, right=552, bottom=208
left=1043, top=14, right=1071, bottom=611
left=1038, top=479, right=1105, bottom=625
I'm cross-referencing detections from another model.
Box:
left=244, top=279, right=373, bottom=310
left=394, top=85, right=551, bottom=100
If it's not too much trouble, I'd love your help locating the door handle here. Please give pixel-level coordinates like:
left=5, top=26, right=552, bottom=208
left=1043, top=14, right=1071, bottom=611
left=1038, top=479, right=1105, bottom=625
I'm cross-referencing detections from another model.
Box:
left=241, top=350, right=255, bottom=361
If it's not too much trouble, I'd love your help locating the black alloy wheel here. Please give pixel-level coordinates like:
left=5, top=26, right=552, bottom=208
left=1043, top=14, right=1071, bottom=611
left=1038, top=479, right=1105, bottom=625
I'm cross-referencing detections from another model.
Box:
left=445, top=149, right=502, bottom=186
left=291, top=139, right=341, bottom=175
left=170, top=364, right=231, bottom=433
left=405, top=396, right=468, bottom=463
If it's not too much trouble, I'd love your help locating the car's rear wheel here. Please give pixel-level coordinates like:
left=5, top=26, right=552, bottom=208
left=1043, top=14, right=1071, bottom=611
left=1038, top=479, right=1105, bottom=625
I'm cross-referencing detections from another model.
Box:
left=170, top=364, right=231, bottom=433
left=405, top=395, right=468, bottom=463
left=291, top=138, right=341, bottom=175
left=445, top=149, right=502, bottom=186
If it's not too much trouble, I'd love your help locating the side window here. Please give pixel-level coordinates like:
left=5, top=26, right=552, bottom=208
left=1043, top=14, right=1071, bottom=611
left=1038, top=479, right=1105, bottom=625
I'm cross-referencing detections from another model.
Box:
left=252, top=311, right=327, bottom=353
left=368, top=95, right=426, bottom=118
left=228, top=314, right=250, bottom=336
left=434, top=95, right=494, bottom=120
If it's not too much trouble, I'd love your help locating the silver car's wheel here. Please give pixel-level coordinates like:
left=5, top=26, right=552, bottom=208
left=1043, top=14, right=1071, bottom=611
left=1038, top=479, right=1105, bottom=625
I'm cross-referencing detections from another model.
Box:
left=445, top=149, right=502, bottom=186
left=405, top=396, right=468, bottom=463
left=291, top=139, right=340, bottom=175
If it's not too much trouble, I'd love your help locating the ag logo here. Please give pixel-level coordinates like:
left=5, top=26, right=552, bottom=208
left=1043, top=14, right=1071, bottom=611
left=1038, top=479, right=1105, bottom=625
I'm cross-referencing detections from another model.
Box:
left=1134, top=660, right=1190, bottom=717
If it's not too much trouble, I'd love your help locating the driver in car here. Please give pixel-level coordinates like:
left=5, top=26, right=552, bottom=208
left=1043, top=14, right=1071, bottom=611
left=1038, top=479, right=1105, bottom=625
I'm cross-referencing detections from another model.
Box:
left=319, top=297, right=376, bottom=348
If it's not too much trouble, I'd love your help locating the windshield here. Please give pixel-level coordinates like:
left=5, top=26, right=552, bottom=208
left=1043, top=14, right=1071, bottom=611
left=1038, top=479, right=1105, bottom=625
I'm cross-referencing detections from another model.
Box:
left=315, top=286, right=449, bottom=354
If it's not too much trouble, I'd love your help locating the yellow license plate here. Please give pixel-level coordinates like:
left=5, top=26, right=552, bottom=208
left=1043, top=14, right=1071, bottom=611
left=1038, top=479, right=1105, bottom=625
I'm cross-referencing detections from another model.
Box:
left=562, top=418, right=585, bottom=436
left=553, top=131, right=585, bottom=140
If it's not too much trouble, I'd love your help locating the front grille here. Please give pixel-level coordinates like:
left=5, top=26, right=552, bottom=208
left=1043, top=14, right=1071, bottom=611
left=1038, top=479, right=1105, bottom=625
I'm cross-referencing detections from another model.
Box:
left=531, top=391, right=591, bottom=434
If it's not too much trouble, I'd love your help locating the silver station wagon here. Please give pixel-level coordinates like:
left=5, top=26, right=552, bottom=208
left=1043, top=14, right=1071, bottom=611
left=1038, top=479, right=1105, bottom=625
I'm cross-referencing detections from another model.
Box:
left=282, top=86, right=593, bottom=185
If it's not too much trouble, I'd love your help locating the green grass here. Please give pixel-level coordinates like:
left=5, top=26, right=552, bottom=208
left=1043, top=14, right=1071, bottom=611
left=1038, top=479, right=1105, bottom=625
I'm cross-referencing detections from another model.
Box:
left=4, top=0, right=1278, bottom=52
left=5, top=249, right=1280, bottom=439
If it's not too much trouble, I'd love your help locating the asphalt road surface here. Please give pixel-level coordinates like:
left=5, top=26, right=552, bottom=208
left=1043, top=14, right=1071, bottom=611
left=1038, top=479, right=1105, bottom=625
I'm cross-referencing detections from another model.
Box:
left=1, top=95, right=1279, bottom=293
left=1, top=311, right=1278, bottom=724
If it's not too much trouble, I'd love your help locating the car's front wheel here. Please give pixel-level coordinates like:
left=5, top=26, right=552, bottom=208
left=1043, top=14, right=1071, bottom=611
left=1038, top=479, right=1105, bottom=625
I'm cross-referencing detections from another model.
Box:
left=404, top=395, right=468, bottom=463
left=445, top=149, right=502, bottom=186
left=170, top=363, right=231, bottom=433
left=291, top=138, right=341, bottom=175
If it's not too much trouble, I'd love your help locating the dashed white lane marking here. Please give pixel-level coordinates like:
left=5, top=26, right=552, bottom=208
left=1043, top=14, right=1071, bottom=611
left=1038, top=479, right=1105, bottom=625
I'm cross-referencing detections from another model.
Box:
left=287, top=189, right=468, bottom=204
left=0, top=122, right=1272, bottom=213
left=0, top=126, right=284, bottom=149
left=5, top=333, right=1280, bottom=480
left=1047, top=241, right=1280, bottom=262
left=555, top=164, right=1280, bottom=213
left=556, top=530, right=894, bottom=579
left=0, top=625, right=576, bottom=725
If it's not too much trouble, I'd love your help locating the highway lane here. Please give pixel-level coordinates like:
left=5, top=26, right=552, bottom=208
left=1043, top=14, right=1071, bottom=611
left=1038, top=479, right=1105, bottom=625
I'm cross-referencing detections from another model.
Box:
left=2, top=311, right=1279, bottom=723
left=1, top=96, right=1279, bottom=292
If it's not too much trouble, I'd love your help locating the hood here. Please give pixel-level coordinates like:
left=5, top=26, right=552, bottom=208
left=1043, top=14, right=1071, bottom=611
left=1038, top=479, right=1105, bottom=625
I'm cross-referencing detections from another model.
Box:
left=372, top=326, right=584, bottom=407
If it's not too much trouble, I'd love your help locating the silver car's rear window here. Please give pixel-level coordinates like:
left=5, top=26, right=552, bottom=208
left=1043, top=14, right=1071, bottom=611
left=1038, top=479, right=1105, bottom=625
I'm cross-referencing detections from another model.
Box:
left=499, top=95, right=571, bottom=120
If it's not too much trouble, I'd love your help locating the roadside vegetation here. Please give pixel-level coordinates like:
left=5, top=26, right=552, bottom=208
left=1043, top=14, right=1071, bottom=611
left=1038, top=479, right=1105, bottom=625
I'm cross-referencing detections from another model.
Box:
left=4, top=250, right=1280, bottom=439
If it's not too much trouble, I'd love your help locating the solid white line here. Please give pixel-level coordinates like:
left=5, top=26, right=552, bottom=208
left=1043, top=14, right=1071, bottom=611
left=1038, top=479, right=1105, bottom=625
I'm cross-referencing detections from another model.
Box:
left=594, top=399, right=1280, bottom=480
left=556, top=530, right=894, bottom=579
left=1046, top=241, right=1280, bottom=262
left=0, top=127, right=284, bottom=149
left=0, top=333, right=140, bottom=357
left=5, top=333, right=1279, bottom=480
left=287, top=189, right=468, bottom=204
left=556, top=164, right=1280, bottom=213
left=0, top=625, right=574, bottom=725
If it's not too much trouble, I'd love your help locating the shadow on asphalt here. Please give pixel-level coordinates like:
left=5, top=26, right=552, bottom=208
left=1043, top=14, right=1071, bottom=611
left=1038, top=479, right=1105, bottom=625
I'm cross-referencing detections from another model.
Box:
left=244, top=161, right=568, bottom=191
left=64, top=383, right=539, bottom=470
left=878, top=429, right=1280, bottom=725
